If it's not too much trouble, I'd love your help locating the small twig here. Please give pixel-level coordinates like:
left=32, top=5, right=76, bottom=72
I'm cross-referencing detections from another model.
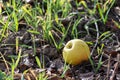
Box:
left=29, top=69, right=37, bottom=80
left=110, top=62, right=119, bottom=80
left=90, top=18, right=99, bottom=56
left=106, top=54, right=111, bottom=80
left=26, top=75, right=31, bottom=80
left=0, top=52, right=9, bottom=73
left=110, top=54, right=119, bottom=80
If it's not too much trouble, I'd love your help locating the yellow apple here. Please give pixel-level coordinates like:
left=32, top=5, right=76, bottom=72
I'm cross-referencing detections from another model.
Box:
left=62, top=39, right=90, bottom=65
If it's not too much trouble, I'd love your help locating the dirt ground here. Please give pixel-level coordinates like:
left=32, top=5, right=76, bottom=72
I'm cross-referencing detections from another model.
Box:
left=0, top=0, right=120, bottom=80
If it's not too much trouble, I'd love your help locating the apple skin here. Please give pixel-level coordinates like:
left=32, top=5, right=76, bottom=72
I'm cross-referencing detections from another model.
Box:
left=62, top=39, right=90, bottom=65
